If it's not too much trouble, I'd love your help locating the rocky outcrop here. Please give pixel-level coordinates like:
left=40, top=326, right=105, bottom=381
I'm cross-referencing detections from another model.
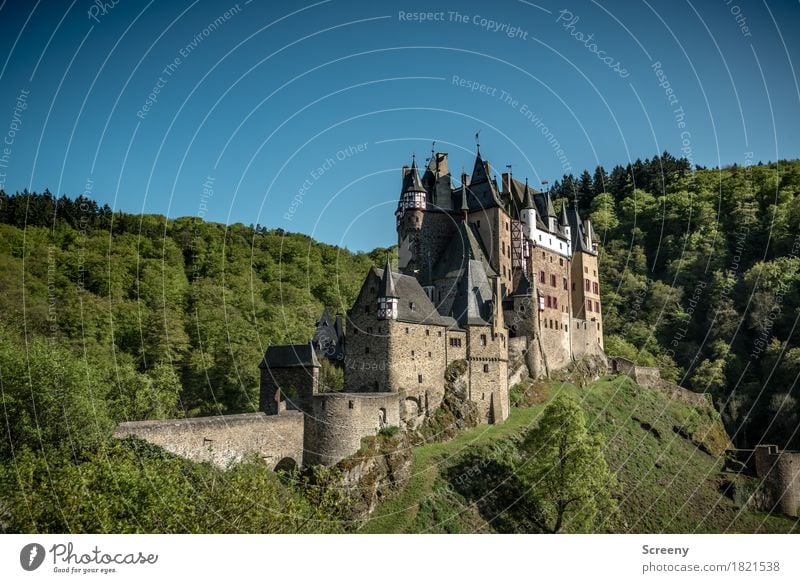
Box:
left=335, top=432, right=413, bottom=522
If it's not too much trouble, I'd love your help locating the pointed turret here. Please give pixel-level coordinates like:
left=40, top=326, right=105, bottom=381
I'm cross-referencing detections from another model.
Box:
left=402, top=156, right=426, bottom=196
left=377, top=256, right=399, bottom=320
left=559, top=200, right=572, bottom=251
left=558, top=199, right=568, bottom=226
left=520, top=179, right=537, bottom=241
left=522, top=179, right=535, bottom=210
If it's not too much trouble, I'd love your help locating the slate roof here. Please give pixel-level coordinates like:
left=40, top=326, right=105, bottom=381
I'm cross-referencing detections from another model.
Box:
left=260, top=343, right=320, bottom=369
left=512, top=269, right=533, bottom=297
left=371, top=268, right=456, bottom=327
left=379, top=256, right=398, bottom=298
left=448, top=259, right=493, bottom=327
left=401, top=157, right=426, bottom=194
left=567, top=204, right=596, bottom=254
left=432, top=221, right=497, bottom=281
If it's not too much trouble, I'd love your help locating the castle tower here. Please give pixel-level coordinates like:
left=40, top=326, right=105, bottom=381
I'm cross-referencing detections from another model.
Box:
left=396, top=156, right=427, bottom=276
left=568, top=204, right=604, bottom=351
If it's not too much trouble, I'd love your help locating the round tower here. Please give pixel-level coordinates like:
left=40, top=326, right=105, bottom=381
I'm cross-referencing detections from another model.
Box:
left=396, top=156, right=426, bottom=273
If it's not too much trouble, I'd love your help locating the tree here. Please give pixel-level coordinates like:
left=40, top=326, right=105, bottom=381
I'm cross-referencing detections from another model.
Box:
left=516, top=394, right=617, bottom=533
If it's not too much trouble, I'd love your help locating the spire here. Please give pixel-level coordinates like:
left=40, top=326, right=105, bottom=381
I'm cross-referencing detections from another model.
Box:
left=558, top=199, right=568, bottom=225
left=522, top=179, right=535, bottom=210
left=401, top=155, right=426, bottom=194
left=380, top=255, right=398, bottom=298
left=544, top=192, right=556, bottom=218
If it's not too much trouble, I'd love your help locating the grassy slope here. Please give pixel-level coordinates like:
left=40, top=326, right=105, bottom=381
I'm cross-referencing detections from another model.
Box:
left=360, top=376, right=800, bottom=534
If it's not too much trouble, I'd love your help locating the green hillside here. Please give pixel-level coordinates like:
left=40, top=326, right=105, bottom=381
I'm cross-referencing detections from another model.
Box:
left=361, top=376, right=799, bottom=534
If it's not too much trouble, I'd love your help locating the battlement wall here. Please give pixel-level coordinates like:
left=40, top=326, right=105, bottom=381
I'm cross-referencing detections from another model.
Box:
left=114, top=411, right=305, bottom=470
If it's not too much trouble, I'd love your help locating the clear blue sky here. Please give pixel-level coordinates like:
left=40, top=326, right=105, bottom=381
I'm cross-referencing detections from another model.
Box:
left=1, top=0, right=798, bottom=251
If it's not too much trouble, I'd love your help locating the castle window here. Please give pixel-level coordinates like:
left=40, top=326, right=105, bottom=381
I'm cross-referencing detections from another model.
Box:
left=480, top=334, right=487, bottom=346
left=542, top=251, right=545, bottom=259
left=595, top=301, right=600, bottom=312
left=563, top=277, right=568, bottom=290
left=405, top=327, right=409, bottom=334
left=539, top=271, right=545, bottom=283
left=543, top=319, right=548, bottom=329
left=593, top=281, right=599, bottom=294
left=585, top=278, right=590, bottom=291
left=584, top=266, right=588, bottom=273
left=365, top=346, right=370, bottom=354
left=559, top=258, right=563, bottom=266
left=550, top=319, right=554, bottom=328
left=438, top=331, right=442, bottom=337
left=428, top=351, right=432, bottom=357
left=545, top=295, right=551, bottom=308
left=553, top=297, right=558, bottom=309
left=349, top=400, right=354, bottom=409
left=411, top=350, right=415, bottom=357
left=425, top=329, right=430, bottom=336
left=418, top=374, right=423, bottom=383
left=594, top=269, right=597, bottom=276
left=586, top=300, right=592, bottom=313
left=483, top=364, right=489, bottom=373
left=502, top=241, right=505, bottom=254
left=539, top=235, right=542, bottom=241
left=565, top=324, right=568, bottom=332
left=551, top=274, right=556, bottom=287
left=572, top=282, right=575, bottom=291
left=409, top=302, right=415, bottom=310
left=597, top=322, right=600, bottom=330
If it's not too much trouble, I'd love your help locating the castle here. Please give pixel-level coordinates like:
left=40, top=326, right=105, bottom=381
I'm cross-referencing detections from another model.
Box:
left=116, top=146, right=606, bottom=470
left=256, top=146, right=605, bottom=465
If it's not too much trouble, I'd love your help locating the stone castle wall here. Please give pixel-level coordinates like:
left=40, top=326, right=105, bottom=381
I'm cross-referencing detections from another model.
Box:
left=345, top=276, right=392, bottom=392
left=387, top=319, right=448, bottom=425
left=260, top=366, right=318, bottom=414
left=571, top=250, right=604, bottom=350
left=304, top=392, right=401, bottom=466
left=572, top=317, right=604, bottom=360
left=470, top=207, right=513, bottom=290
left=466, top=323, right=509, bottom=423
left=114, top=411, right=305, bottom=470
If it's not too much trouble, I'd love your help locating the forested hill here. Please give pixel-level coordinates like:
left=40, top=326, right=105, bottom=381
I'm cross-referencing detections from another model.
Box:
left=1, top=153, right=799, bottom=450
left=0, top=189, right=387, bottom=422
left=546, top=155, right=800, bottom=451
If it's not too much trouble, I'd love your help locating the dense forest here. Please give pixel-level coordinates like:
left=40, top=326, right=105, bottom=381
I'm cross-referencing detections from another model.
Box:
left=0, top=152, right=799, bottom=532
left=546, top=154, right=800, bottom=450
